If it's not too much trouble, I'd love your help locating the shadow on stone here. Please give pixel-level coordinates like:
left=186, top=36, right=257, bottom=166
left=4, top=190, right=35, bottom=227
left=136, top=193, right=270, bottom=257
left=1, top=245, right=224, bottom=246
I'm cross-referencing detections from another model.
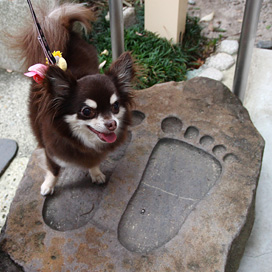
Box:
left=131, top=110, right=145, bottom=127
left=0, top=249, right=23, bottom=272
left=43, top=132, right=132, bottom=232
left=42, top=170, right=105, bottom=231
left=161, top=116, right=183, bottom=133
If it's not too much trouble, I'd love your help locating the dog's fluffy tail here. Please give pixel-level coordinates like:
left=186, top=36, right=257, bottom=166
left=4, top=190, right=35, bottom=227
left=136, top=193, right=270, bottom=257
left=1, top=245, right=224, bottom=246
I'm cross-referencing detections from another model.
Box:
left=12, top=1, right=96, bottom=70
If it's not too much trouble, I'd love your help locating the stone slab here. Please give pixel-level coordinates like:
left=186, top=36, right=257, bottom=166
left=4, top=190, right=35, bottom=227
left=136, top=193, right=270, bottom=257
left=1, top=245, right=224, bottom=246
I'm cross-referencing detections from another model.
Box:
left=0, top=78, right=264, bottom=272
left=0, top=139, right=18, bottom=176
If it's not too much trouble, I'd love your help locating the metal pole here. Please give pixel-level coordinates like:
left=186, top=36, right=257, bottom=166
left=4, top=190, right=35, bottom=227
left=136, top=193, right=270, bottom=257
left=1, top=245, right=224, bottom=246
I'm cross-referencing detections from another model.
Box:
left=109, top=0, right=124, bottom=61
left=232, top=0, right=263, bottom=102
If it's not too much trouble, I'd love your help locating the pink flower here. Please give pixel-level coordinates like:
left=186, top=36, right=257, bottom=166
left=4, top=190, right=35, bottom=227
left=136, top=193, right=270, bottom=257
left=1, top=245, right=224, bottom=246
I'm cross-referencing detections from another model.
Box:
left=24, top=64, right=48, bottom=84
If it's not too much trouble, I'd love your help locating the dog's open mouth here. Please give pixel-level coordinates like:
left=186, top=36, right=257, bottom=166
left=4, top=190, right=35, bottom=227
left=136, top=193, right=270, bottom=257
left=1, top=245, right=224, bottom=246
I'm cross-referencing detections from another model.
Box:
left=87, top=126, right=117, bottom=143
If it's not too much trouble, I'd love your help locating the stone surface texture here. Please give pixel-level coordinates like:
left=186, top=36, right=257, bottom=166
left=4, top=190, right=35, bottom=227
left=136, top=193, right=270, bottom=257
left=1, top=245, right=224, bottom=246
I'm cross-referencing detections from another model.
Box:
left=0, top=78, right=264, bottom=272
left=198, top=67, right=223, bottom=81
left=206, top=53, right=235, bottom=71
left=218, top=40, right=239, bottom=55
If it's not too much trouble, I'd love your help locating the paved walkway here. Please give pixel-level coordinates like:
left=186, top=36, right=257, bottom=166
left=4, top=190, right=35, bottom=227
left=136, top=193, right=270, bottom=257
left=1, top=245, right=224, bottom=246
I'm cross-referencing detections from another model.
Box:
left=238, top=48, right=272, bottom=272
left=0, top=71, right=36, bottom=229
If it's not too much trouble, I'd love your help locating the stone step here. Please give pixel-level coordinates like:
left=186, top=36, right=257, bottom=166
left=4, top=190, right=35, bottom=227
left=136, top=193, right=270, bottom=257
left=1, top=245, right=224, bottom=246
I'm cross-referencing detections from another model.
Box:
left=0, top=78, right=264, bottom=271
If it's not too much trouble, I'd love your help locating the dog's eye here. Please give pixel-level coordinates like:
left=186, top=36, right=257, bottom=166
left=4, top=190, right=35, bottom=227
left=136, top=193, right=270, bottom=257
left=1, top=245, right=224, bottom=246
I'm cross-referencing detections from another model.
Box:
left=111, top=101, right=119, bottom=114
left=81, top=107, right=96, bottom=118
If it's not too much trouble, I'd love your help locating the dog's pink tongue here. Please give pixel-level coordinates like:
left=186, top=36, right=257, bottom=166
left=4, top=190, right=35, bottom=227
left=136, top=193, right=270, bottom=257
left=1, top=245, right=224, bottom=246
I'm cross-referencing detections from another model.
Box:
left=100, top=132, right=117, bottom=143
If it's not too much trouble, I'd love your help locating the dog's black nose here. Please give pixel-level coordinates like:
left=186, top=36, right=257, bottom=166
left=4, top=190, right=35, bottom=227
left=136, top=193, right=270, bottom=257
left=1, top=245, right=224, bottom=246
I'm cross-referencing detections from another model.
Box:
left=105, top=120, right=117, bottom=131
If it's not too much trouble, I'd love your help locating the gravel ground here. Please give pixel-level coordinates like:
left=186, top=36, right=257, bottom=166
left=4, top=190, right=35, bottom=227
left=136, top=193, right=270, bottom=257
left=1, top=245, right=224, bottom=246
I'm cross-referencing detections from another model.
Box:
left=188, top=0, right=272, bottom=43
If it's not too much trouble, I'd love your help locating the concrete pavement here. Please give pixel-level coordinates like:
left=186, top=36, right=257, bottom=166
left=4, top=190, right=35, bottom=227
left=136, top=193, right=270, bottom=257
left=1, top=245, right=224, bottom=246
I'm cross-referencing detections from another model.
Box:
left=0, top=70, right=36, bottom=229
left=238, top=48, right=272, bottom=272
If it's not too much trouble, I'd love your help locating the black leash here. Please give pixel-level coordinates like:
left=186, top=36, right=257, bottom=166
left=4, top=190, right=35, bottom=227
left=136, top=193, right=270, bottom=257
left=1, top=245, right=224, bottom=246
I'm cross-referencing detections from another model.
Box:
left=26, top=0, right=56, bottom=65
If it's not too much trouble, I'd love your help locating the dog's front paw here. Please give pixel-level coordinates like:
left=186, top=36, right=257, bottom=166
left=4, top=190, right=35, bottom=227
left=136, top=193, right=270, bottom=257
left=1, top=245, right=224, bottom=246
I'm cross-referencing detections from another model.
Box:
left=89, top=166, right=106, bottom=184
left=41, top=183, right=55, bottom=196
left=40, top=170, right=57, bottom=196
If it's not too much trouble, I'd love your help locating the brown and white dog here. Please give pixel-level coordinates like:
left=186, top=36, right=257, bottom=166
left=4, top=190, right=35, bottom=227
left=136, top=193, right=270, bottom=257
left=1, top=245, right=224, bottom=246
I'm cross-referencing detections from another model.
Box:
left=14, top=1, right=134, bottom=195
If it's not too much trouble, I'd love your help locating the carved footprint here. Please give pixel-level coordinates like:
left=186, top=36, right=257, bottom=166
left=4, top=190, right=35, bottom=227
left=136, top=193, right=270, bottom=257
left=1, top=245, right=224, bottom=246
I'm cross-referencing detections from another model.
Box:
left=118, top=116, right=238, bottom=253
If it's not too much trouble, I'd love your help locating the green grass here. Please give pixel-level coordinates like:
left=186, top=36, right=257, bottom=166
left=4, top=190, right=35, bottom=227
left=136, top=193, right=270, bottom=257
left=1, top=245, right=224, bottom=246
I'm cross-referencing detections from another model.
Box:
left=88, top=5, right=216, bottom=89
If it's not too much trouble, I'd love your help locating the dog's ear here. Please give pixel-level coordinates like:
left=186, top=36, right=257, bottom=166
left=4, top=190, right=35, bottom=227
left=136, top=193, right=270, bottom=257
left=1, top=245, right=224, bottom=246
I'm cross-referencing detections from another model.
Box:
left=45, top=66, right=77, bottom=97
left=106, top=52, right=134, bottom=89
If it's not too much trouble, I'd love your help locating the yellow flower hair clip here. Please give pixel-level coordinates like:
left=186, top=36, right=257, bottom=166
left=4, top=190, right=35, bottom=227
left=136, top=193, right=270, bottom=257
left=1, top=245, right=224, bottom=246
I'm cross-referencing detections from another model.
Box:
left=46, top=51, right=67, bottom=71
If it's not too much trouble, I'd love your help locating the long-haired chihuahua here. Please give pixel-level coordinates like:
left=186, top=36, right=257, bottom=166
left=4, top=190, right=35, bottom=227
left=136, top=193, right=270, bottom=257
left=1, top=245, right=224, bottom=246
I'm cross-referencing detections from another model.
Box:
left=14, top=1, right=134, bottom=195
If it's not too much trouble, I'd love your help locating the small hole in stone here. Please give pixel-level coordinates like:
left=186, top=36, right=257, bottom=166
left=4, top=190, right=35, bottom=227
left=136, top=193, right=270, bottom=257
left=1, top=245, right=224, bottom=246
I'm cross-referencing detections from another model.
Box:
left=51, top=256, right=57, bottom=260
left=200, top=135, right=214, bottom=147
left=161, top=116, right=183, bottom=133
left=212, top=145, right=226, bottom=156
left=131, top=110, right=145, bottom=127
left=223, top=153, right=238, bottom=163
left=184, top=126, right=199, bottom=139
